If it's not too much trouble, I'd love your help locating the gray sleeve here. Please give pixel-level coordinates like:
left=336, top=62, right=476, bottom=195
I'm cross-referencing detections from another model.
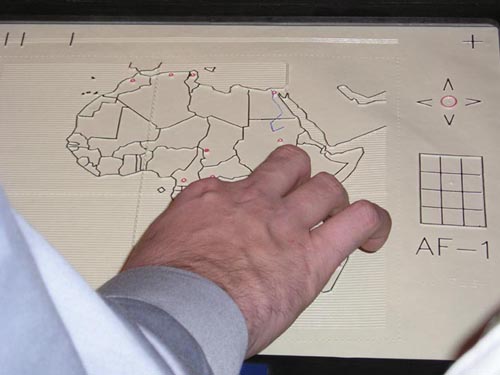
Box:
left=98, top=266, right=249, bottom=375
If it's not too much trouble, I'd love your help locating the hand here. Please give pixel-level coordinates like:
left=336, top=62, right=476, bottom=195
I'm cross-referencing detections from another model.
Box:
left=122, top=145, right=392, bottom=357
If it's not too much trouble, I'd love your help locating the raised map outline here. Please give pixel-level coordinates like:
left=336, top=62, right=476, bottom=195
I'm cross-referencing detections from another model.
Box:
left=337, top=84, right=387, bottom=105
left=67, top=63, right=382, bottom=200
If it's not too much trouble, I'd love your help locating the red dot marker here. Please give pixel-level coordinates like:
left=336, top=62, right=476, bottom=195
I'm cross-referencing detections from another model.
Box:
left=168, top=72, right=174, bottom=77
left=210, top=175, right=216, bottom=178
left=440, top=95, right=458, bottom=108
left=204, top=148, right=210, bottom=152
left=190, top=72, right=197, bottom=77
left=181, top=178, right=187, bottom=183
left=277, top=138, right=284, bottom=143
left=130, top=78, right=136, bottom=83
left=272, top=90, right=277, bottom=96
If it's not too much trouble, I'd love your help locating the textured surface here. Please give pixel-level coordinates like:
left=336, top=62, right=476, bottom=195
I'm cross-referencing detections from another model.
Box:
left=0, top=23, right=499, bottom=368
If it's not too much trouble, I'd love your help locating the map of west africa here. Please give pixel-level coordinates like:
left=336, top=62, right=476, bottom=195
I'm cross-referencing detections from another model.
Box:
left=66, top=64, right=365, bottom=198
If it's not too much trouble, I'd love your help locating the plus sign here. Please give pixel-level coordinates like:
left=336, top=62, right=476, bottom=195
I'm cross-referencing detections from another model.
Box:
left=462, top=34, right=483, bottom=49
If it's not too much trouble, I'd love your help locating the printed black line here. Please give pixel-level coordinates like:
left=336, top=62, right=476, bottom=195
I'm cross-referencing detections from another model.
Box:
left=102, top=74, right=153, bottom=99
left=280, top=93, right=331, bottom=147
left=416, top=99, right=433, bottom=107
left=332, top=125, right=387, bottom=148
left=465, top=98, right=482, bottom=107
left=443, top=78, right=454, bottom=91
left=209, top=115, right=244, bottom=128
left=422, top=222, right=486, bottom=228
left=481, top=156, right=487, bottom=227
left=460, top=158, right=465, bottom=226
left=439, top=156, right=444, bottom=224
left=247, top=91, right=250, bottom=128
left=172, top=122, right=211, bottom=186
left=20, top=32, right=25, bottom=47
left=249, top=117, right=297, bottom=121
left=419, top=152, right=483, bottom=158
left=337, top=84, right=387, bottom=105
left=115, top=106, right=125, bottom=139
left=420, top=170, right=481, bottom=176
left=77, top=98, right=120, bottom=118
left=202, top=154, right=239, bottom=169
left=159, top=115, right=197, bottom=130
left=115, top=98, right=156, bottom=125
left=4, top=32, right=9, bottom=46
left=419, top=154, right=423, bottom=224
left=421, top=188, right=483, bottom=194
left=421, top=205, right=484, bottom=212
left=69, top=32, right=75, bottom=46
left=321, top=258, right=349, bottom=293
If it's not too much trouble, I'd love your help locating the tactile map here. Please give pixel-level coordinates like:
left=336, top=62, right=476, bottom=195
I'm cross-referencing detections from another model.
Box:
left=0, top=23, right=499, bottom=360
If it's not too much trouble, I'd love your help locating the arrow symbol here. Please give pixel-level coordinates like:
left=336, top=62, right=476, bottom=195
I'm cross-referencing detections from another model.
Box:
left=465, top=98, right=482, bottom=107
left=443, top=78, right=454, bottom=91
left=444, top=114, right=455, bottom=126
left=417, top=98, right=433, bottom=107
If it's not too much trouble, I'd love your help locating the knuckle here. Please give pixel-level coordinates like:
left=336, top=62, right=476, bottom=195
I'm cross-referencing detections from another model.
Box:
left=185, top=176, right=222, bottom=194
left=237, top=182, right=268, bottom=203
left=198, top=190, right=223, bottom=205
left=353, top=199, right=381, bottom=230
left=239, top=186, right=259, bottom=202
left=275, top=144, right=310, bottom=165
left=315, top=172, right=347, bottom=198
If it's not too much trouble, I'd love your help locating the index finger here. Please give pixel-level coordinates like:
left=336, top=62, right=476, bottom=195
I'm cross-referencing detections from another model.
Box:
left=242, top=145, right=311, bottom=198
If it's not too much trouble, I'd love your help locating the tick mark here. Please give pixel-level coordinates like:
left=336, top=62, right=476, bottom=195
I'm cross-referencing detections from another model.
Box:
left=462, top=34, right=483, bottom=49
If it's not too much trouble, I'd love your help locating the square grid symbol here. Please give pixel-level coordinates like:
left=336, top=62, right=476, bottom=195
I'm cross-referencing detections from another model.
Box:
left=419, top=154, right=486, bottom=227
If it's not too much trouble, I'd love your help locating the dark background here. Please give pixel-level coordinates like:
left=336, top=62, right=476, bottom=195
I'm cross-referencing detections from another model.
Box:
left=2, top=1, right=498, bottom=374
left=0, top=0, right=499, bottom=22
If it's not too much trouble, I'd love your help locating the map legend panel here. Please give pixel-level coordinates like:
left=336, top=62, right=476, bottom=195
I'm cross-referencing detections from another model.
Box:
left=419, top=154, right=486, bottom=227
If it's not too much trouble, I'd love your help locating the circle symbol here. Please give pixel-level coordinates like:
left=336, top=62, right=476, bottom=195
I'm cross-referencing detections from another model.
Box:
left=181, top=178, right=187, bottom=183
left=130, top=78, right=136, bottom=83
left=277, top=138, right=284, bottom=143
left=440, top=95, right=458, bottom=108
left=204, top=148, right=210, bottom=153
left=168, top=72, right=174, bottom=77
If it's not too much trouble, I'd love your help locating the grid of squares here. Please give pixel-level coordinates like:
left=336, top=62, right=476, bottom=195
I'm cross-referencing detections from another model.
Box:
left=419, top=154, right=486, bottom=227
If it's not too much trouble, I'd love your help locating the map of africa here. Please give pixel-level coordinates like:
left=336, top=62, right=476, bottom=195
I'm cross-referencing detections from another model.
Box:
left=67, top=64, right=365, bottom=197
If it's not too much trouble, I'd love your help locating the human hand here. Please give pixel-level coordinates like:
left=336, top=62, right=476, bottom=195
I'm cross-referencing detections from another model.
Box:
left=122, top=145, right=391, bottom=357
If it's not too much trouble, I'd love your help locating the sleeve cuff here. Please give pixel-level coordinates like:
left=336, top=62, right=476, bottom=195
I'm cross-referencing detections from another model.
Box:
left=98, top=266, right=248, bottom=375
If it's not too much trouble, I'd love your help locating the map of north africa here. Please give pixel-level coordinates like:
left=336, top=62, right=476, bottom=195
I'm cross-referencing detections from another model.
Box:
left=67, top=65, right=365, bottom=197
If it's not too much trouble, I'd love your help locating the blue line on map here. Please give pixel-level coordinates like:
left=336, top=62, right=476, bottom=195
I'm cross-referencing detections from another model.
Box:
left=270, top=93, right=284, bottom=132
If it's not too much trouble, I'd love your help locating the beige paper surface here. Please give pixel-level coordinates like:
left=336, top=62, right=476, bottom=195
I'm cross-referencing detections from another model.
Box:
left=0, top=23, right=499, bottom=360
